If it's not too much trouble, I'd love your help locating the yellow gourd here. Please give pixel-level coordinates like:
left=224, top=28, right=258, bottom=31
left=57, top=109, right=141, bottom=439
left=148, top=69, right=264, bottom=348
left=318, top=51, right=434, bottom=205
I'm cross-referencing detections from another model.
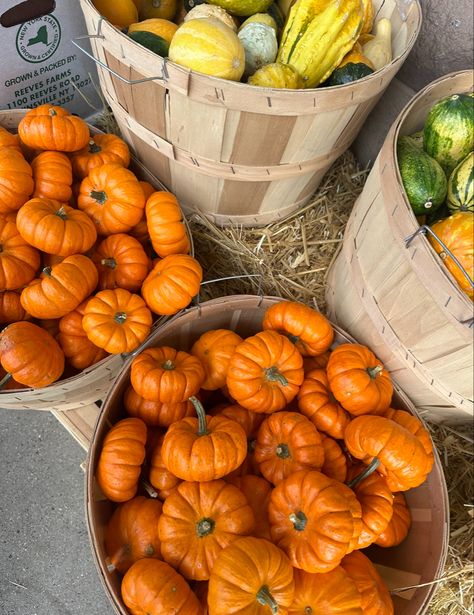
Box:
left=169, top=18, right=245, bottom=81
left=248, top=62, right=303, bottom=88
left=128, top=18, right=178, bottom=43
left=92, top=0, right=138, bottom=28
left=360, top=0, right=374, bottom=34
left=338, top=42, right=374, bottom=70
left=206, top=0, right=274, bottom=17
left=362, top=18, right=392, bottom=71
left=277, top=0, right=364, bottom=88
left=139, top=0, right=178, bottom=20
left=239, top=13, right=278, bottom=32
left=184, top=4, right=238, bottom=31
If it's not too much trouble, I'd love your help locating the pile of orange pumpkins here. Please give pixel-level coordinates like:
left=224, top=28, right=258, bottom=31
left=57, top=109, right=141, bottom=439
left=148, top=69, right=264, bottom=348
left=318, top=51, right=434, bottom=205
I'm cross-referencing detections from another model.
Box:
left=96, top=299, right=435, bottom=615
left=0, top=104, right=200, bottom=391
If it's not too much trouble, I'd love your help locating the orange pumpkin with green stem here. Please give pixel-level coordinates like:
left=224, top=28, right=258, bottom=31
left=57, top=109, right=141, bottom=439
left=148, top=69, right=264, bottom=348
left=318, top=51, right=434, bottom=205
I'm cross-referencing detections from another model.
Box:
left=18, top=105, right=90, bottom=152
left=96, top=417, right=147, bottom=502
left=262, top=300, right=334, bottom=356
left=191, top=328, right=243, bottom=390
left=158, top=479, right=255, bottom=580
left=226, top=330, right=304, bottom=413
left=326, top=343, right=393, bottom=415
left=255, top=411, right=324, bottom=485
left=0, top=321, right=64, bottom=388
left=78, top=163, right=146, bottom=235
left=20, top=254, right=98, bottom=319
left=131, top=346, right=205, bottom=402
left=16, top=199, right=97, bottom=257
left=0, top=217, right=40, bottom=290
left=105, top=495, right=162, bottom=574
left=145, top=191, right=190, bottom=257
left=31, top=151, right=73, bottom=202
left=70, top=133, right=131, bottom=179
left=92, top=233, right=150, bottom=292
left=82, top=288, right=152, bottom=354
left=161, top=396, right=247, bottom=481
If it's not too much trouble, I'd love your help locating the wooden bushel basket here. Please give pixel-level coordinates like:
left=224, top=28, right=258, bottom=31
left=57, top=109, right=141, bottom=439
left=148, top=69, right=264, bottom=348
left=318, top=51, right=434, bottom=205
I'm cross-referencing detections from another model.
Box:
left=0, top=109, right=193, bottom=413
left=325, top=70, right=474, bottom=425
left=77, top=0, right=421, bottom=227
left=86, top=295, right=449, bottom=615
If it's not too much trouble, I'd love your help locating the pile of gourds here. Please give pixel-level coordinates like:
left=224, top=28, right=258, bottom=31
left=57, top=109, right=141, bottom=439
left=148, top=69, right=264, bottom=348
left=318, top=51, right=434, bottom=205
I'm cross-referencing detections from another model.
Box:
left=92, top=0, right=393, bottom=88
left=96, top=299, right=435, bottom=615
left=0, top=104, right=200, bottom=390
left=397, top=91, right=474, bottom=300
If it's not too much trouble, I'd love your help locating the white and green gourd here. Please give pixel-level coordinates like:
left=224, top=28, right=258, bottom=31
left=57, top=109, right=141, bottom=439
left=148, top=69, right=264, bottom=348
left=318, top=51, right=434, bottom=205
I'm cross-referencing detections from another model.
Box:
left=238, top=22, right=278, bottom=78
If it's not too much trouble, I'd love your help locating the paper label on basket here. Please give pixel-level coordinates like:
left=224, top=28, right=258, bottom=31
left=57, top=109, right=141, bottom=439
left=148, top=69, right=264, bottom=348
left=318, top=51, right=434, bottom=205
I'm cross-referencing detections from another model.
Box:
left=0, top=0, right=102, bottom=119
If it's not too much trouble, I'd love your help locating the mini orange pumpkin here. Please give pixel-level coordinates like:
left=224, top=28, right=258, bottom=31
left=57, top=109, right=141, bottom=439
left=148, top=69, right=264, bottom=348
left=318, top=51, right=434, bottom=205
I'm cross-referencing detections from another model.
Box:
left=130, top=346, right=205, bottom=402
left=0, top=290, right=30, bottom=324
left=341, top=550, right=394, bottom=615
left=82, top=288, right=153, bottom=354
left=326, top=344, right=393, bottom=415
left=58, top=298, right=109, bottom=370
left=18, top=105, right=90, bottom=152
left=158, top=479, right=255, bottom=580
left=226, top=330, right=304, bottom=413
left=96, top=417, right=147, bottom=502
left=20, top=254, right=98, bottom=319
left=124, top=385, right=195, bottom=427
left=145, top=191, right=190, bottom=257
left=0, top=148, right=34, bottom=213
left=0, top=321, right=64, bottom=388
left=78, top=163, right=146, bottom=235
left=161, top=396, right=247, bottom=481
left=191, top=328, right=243, bottom=390
left=303, top=351, right=331, bottom=373
left=31, top=151, right=73, bottom=202
left=320, top=434, right=347, bottom=483
left=0, top=217, right=40, bottom=290
left=255, top=411, right=324, bottom=485
left=16, top=199, right=97, bottom=256
left=262, top=300, right=334, bottom=356
left=92, top=233, right=150, bottom=292
left=226, top=474, right=272, bottom=540
left=141, top=254, right=202, bottom=315
left=105, top=495, right=162, bottom=574
left=149, top=434, right=181, bottom=497
left=0, top=126, right=21, bottom=153
left=70, top=133, right=131, bottom=179
left=375, top=492, right=411, bottom=547
left=298, top=368, right=351, bottom=439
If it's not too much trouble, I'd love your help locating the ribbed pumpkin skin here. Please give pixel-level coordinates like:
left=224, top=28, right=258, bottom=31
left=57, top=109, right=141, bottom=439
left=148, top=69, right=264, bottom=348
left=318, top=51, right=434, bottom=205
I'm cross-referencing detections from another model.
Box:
left=288, top=567, right=363, bottom=615
left=125, top=385, right=195, bottom=427
left=105, top=496, right=163, bottom=574
left=145, top=191, right=190, bottom=258
left=191, top=328, right=243, bottom=390
left=0, top=126, right=21, bottom=152
left=341, top=551, right=394, bottom=615
left=429, top=211, right=474, bottom=300
left=71, top=133, right=131, bottom=179
left=0, top=148, right=34, bottom=213
left=226, top=474, right=272, bottom=540
left=248, top=62, right=302, bottom=88
left=375, top=492, right=411, bottom=547
left=0, top=218, right=40, bottom=290
left=58, top=298, right=109, bottom=370
left=320, top=434, right=347, bottom=483
left=20, top=254, right=98, bottom=319
left=16, top=199, right=97, bottom=257
left=18, top=105, right=90, bottom=152
left=277, top=0, right=363, bottom=88
left=448, top=152, right=474, bottom=212
left=208, top=537, right=295, bottom=615
left=149, top=434, right=181, bottom=494
left=96, top=417, right=147, bottom=502
left=31, top=151, right=73, bottom=202
left=121, top=558, right=203, bottom=615
left=0, top=321, right=64, bottom=387
left=158, top=480, right=255, bottom=580
left=0, top=290, right=30, bottom=324
left=169, top=18, right=245, bottom=81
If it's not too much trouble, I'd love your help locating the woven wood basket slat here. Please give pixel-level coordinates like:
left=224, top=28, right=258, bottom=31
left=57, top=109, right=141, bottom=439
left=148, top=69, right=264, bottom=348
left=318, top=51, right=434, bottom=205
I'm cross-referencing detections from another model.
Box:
left=86, top=295, right=449, bottom=615
left=325, top=70, right=474, bottom=425
left=77, top=0, right=422, bottom=227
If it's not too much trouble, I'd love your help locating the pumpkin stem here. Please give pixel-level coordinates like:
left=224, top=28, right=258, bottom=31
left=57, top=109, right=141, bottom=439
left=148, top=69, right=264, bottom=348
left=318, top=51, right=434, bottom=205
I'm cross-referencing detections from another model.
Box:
left=248, top=437, right=256, bottom=454
left=276, top=443, right=290, bottom=459
left=162, top=359, right=175, bottom=370
left=264, top=366, right=288, bottom=387
left=189, top=395, right=209, bottom=437
left=367, top=365, right=383, bottom=379
left=90, top=189, right=107, bottom=204
left=0, top=372, right=12, bottom=389
left=304, top=608, right=313, bottom=615
left=141, top=479, right=158, bottom=498
left=196, top=517, right=215, bottom=537
left=55, top=206, right=68, bottom=219
left=287, top=333, right=300, bottom=345
left=289, top=511, right=307, bottom=531
left=88, top=139, right=101, bottom=154
left=42, top=266, right=53, bottom=278
left=152, top=0, right=161, bottom=6
left=101, top=258, right=117, bottom=269
left=256, top=585, right=279, bottom=615
left=105, top=557, right=116, bottom=573
left=347, top=458, right=380, bottom=489
left=114, top=311, right=127, bottom=325
left=48, top=108, right=57, bottom=116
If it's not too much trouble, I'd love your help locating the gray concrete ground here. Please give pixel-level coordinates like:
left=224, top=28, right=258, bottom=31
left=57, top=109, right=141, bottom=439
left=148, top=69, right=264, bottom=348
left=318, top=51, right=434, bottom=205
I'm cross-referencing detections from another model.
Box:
left=0, top=409, right=113, bottom=615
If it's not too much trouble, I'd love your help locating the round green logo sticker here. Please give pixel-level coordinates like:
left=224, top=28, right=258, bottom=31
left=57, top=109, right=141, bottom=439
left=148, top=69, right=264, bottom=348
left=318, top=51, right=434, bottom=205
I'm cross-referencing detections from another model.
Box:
left=16, top=15, right=61, bottom=64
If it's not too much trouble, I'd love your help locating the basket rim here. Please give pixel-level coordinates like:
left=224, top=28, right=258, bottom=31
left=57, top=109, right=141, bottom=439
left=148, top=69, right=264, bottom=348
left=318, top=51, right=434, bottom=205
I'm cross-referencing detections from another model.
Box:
left=84, top=294, right=450, bottom=615
left=79, top=0, right=422, bottom=97
left=0, top=109, right=194, bottom=399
